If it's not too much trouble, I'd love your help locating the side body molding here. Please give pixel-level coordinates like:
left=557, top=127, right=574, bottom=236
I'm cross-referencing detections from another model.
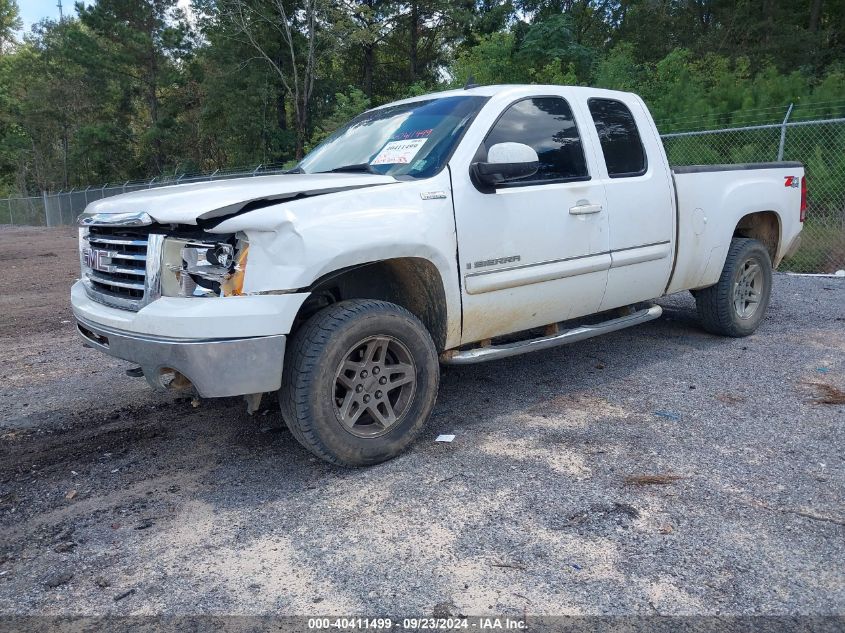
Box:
left=465, top=254, right=611, bottom=295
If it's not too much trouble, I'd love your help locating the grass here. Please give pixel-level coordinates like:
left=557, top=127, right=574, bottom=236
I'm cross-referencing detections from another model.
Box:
left=780, top=219, right=845, bottom=273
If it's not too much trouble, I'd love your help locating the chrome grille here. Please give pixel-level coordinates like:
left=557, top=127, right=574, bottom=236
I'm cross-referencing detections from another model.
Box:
left=81, top=225, right=164, bottom=311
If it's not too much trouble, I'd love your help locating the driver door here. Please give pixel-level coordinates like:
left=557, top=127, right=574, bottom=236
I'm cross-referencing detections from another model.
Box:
left=451, top=95, right=610, bottom=344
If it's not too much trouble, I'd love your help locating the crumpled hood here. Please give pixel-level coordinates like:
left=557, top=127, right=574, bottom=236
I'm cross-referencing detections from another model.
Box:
left=82, top=172, right=398, bottom=225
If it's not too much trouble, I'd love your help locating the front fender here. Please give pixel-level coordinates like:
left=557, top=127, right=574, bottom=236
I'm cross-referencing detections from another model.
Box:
left=211, top=173, right=462, bottom=346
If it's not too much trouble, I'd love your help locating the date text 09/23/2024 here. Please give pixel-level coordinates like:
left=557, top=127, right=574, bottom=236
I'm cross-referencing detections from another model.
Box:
left=307, top=617, right=527, bottom=630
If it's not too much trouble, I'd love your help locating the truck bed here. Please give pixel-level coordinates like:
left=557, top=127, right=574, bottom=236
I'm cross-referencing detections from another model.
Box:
left=666, top=161, right=804, bottom=294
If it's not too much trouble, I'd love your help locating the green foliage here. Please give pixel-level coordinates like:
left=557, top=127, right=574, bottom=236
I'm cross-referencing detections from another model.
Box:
left=593, top=44, right=644, bottom=93
left=452, top=32, right=520, bottom=86
left=0, top=0, right=21, bottom=54
left=516, top=15, right=591, bottom=80
left=77, top=0, right=193, bottom=174
left=451, top=17, right=585, bottom=88
left=0, top=0, right=844, bottom=197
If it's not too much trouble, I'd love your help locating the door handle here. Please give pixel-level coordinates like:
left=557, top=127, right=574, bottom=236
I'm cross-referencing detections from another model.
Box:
left=569, top=203, right=603, bottom=215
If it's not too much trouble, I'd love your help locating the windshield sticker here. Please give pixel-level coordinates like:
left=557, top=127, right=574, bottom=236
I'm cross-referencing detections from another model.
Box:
left=370, top=138, right=427, bottom=165
left=391, top=128, right=433, bottom=141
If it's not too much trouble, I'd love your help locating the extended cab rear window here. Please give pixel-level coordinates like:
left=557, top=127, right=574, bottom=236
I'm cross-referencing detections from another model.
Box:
left=588, top=98, right=647, bottom=178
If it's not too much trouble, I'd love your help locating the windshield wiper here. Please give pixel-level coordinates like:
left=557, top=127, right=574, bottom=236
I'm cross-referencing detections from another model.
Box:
left=284, top=166, right=305, bottom=174
left=321, top=163, right=377, bottom=174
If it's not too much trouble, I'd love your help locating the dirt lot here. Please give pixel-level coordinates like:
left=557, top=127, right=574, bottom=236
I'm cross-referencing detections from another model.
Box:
left=0, top=225, right=843, bottom=617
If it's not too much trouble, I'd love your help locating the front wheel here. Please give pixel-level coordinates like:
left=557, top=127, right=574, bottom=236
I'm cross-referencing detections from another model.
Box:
left=279, top=299, right=440, bottom=466
left=695, top=237, right=773, bottom=337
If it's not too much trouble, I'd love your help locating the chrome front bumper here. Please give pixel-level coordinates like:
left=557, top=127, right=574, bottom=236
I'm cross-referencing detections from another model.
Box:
left=76, top=316, right=285, bottom=398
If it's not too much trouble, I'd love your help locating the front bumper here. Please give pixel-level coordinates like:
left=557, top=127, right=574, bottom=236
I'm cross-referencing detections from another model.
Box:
left=71, top=280, right=309, bottom=398
left=76, top=316, right=286, bottom=398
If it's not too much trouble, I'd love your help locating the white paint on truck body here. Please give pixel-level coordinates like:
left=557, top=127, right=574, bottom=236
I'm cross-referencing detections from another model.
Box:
left=211, top=170, right=464, bottom=348
left=72, top=84, right=805, bottom=389
left=83, top=172, right=398, bottom=224
left=667, top=166, right=804, bottom=294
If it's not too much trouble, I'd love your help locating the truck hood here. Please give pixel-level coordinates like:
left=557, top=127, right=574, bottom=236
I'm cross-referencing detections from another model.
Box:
left=82, top=173, right=398, bottom=225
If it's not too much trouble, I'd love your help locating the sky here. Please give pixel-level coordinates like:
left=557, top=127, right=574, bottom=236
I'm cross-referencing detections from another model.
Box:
left=17, top=0, right=89, bottom=33
left=16, top=0, right=192, bottom=34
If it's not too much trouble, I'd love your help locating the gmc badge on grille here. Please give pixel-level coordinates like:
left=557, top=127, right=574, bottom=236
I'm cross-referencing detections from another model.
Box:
left=83, top=247, right=111, bottom=272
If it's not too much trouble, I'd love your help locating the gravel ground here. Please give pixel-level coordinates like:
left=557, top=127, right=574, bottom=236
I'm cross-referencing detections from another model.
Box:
left=0, top=226, right=843, bottom=617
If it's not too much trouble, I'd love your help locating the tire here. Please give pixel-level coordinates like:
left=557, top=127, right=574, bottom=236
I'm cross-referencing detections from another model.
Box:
left=279, top=299, right=440, bottom=466
left=695, top=238, right=773, bottom=337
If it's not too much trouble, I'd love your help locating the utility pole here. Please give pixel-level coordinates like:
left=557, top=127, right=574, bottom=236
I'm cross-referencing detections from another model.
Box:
left=57, top=0, right=64, bottom=21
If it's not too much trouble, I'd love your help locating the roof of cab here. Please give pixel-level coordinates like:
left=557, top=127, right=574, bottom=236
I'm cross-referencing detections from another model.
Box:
left=373, top=84, right=637, bottom=110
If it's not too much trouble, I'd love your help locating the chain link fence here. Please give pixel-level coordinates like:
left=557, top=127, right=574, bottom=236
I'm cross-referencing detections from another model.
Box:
left=662, top=117, right=845, bottom=273
left=0, top=163, right=290, bottom=228
left=1, top=118, right=843, bottom=273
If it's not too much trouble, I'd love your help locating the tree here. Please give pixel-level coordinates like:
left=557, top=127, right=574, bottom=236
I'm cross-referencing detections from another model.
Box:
left=220, top=0, right=322, bottom=158
left=403, top=0, right=460, bottom=85
left=191, top=26, right=294, bottom=169
left=330, top=1, right=404, bottom=100
left=2, top=18, right=141, bottom=192
left=0, top=0, right=21, bottom=55
left=1, top=0, right=844, bottom=197
left=77, top=0, right=193, bottom=174
left=516, top=14, right=592, bottom=80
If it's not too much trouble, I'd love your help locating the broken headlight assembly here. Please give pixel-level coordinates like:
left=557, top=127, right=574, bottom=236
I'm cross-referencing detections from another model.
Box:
left=161, top=235, right=249, bottom=298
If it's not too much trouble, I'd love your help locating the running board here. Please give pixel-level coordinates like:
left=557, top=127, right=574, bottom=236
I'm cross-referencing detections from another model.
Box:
left=441, top=305, right=663, bottom=365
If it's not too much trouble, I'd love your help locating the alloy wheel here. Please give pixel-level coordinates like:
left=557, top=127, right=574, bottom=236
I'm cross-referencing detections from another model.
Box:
left=333, top=335, right=417, bottom=438
left=733, top=258, right=764, bottom=319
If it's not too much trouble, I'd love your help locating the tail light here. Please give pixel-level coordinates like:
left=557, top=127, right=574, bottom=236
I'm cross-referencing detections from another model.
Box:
left=800, top=176, right=807, bottom=222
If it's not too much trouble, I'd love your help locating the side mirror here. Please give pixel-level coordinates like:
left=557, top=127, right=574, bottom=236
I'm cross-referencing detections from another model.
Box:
left=472, top=142, right=539, bottom=187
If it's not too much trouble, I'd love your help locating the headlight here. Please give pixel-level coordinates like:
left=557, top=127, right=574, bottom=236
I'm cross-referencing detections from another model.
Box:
left=78, top=227, right=90, bottom=276
left=220, top=245, right=249, bottom=297
left=161, top=236, right=248, bottom=298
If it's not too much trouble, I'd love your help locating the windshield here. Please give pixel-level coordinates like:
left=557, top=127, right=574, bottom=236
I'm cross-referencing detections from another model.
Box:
left=297, top=95, right=489, bottom=179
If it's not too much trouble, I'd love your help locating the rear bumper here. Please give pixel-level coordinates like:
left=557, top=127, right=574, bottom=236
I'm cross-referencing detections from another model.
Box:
left=76, top=316, right=285, bottom=398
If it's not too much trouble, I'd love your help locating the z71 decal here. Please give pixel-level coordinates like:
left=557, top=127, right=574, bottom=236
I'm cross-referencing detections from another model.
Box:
left=784, top=176, right=800, bottom=188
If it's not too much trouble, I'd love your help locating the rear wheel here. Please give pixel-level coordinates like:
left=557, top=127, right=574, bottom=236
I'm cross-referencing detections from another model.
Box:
left=695, top=237, right=772, bottom=337
left=280, top=299, right=439, bottom=466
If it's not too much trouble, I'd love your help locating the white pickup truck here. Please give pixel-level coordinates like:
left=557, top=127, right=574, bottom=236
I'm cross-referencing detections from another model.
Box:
left=72, top=84, right=805, bottom=466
